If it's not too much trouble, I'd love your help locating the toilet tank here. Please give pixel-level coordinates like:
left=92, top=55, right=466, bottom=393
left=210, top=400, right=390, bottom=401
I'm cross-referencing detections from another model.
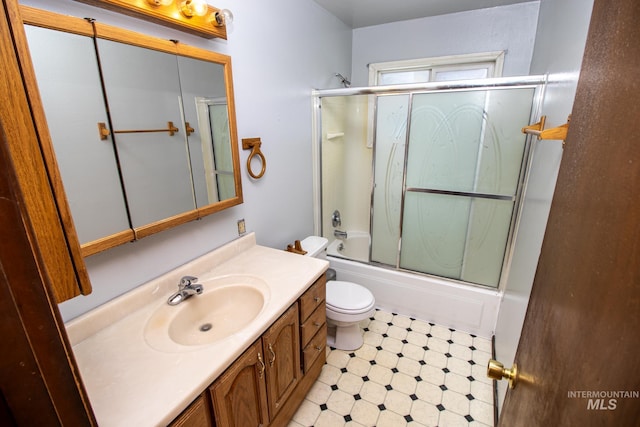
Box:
left=301, top=236, right=328, bottom=259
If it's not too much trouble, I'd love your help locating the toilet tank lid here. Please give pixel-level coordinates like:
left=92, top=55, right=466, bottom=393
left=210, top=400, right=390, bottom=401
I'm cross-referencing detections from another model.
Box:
left=301, top=236, right=328, bottom=257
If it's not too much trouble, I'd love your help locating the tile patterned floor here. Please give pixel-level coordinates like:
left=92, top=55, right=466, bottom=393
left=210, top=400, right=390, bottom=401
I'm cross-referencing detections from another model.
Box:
left=289, top=309, right=495, bottom=427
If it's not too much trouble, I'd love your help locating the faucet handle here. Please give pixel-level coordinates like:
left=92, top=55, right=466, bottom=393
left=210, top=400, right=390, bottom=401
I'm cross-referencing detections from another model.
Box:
left=179, top=275, right=198, bottom=288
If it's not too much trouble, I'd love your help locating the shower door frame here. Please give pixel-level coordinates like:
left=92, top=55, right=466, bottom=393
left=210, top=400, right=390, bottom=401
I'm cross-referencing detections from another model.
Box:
left=312, top=75, right=547, bottom=291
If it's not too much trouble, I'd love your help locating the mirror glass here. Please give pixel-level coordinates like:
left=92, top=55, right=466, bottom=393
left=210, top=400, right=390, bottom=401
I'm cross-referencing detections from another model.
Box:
left=22, top=10, right=243, bottom=255
left=176, top=55, right=237, bottom=206
left=24, top=25, right=131, bottom=243
left=97, top=39, right=197, bottom=227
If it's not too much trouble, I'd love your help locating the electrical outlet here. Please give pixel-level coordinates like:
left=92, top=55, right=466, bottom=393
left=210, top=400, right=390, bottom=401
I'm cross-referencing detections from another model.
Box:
left=237, top=219, right=246, bottom=235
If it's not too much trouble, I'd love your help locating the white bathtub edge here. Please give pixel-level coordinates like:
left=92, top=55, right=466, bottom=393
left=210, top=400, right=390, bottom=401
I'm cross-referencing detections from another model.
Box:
left=329, top=257, right=500, bottom=339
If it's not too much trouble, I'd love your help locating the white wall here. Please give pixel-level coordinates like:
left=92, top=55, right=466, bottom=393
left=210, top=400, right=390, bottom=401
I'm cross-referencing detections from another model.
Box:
left=19, top=0, right=352, bottom=320
left=350, top=1, right=540, bottom=86
left=493, top=0, right=594, bottom=410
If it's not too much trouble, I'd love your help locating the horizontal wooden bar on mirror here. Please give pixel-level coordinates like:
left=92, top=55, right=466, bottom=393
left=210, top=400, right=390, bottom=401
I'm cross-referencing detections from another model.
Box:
left=97, top=121, right=179, bottom=140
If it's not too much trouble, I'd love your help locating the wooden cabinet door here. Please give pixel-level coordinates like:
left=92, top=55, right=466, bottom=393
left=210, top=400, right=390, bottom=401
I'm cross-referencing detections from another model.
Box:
left=210, top=340, right=269, bottom=427
left=169, top=394, right=212, bottom=427
left=262, top=304, right=301, bottom=420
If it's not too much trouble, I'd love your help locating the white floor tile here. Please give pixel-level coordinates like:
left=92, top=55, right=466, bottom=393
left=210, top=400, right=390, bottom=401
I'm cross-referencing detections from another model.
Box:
left=350, top=399, right=380, bottom=426
left=326, top=389, right=355, bottom=415
left=383, top=389, right=413, bottom=415
left=445, top=372, right=472, bottom=395
left=441, top=389, right=471, bottom=416
left=390, top=372, right=418, bottom=395
left=368, top=364, right=393, bottom=386
left=315, top=409, right=347, bottom=427
left=359, top=380, right=388, bottom=405
left=377, top=409, right=410, bottom=427
left=410, top=399, right=440, bottom=426
left=292, top=308, right=495, bottom=427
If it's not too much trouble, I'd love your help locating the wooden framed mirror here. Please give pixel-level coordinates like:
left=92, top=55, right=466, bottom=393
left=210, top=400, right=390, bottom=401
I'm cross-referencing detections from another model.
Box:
left=20, top=6, right=243, bottom=257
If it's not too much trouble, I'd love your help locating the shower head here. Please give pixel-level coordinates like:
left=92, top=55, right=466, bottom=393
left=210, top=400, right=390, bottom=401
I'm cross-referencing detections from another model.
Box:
left=335, top=73, right=351, bottom=88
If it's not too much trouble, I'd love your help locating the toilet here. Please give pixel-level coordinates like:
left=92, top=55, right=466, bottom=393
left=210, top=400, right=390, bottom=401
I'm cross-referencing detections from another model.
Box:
left=301, top=236, right=376, bottom=351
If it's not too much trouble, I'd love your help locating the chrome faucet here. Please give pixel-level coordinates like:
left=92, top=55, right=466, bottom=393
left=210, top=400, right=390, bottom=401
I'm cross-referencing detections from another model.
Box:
left=167, top=276, right=203, bottom=306
left=333, top=229, right=348, bottom=239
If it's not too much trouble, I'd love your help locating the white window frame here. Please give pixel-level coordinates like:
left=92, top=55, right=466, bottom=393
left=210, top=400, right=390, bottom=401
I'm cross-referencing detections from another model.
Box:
left=368, top=51, right=505, bottom=85
left=364, top=52, right=504, bottom=148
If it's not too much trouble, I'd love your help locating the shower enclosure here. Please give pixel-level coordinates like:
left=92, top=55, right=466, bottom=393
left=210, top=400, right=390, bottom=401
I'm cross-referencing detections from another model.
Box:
left=313, top=77, right=545, bottom=288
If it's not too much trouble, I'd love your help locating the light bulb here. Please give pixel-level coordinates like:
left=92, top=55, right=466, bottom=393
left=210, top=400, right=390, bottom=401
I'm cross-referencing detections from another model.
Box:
left=191, top=0, right=208, bottom=16
left=213, top=8, right=233, bottom=26
left=180, top=0, right=208, bottom=17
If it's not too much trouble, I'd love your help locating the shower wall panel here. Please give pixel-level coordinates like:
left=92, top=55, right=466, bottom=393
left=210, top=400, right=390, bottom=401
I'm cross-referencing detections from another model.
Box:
left=320, top=96, right=372, bottom=240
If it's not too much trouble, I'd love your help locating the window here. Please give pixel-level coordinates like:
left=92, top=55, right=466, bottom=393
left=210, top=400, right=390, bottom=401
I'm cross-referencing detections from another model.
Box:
left=369, top=51, right=505, bottom=85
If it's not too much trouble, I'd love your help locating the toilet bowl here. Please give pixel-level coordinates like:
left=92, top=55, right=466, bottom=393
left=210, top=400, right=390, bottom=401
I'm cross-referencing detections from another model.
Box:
left=301, top=236, right=376, bottom=351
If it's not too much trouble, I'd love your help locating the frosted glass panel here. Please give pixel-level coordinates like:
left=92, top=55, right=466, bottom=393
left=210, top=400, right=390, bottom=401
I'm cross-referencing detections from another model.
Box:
left=25, top=26, right=130, bottom=244
left=400, top=194, right=515, bottom=287
left=474, top=89, right=535, bottom=195
left=462, top=198, right=515, bottom=286
left=400, top=192, right=470, bottom=279
left=398, top=88, right=535, bottom=287
left=371, top=95, right=409, bottom=265
left=406, top=91, right=487, bottom=193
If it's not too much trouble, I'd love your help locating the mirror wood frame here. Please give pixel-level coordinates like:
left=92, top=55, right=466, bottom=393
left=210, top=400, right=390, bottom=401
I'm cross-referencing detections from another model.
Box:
left=20, top=5, right=243, bottom=258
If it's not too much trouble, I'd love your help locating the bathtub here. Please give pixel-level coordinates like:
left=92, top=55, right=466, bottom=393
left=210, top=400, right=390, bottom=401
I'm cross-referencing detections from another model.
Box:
left=326, top=230, right=370, bottom=263
left=325, top=233, right=500, bottom=338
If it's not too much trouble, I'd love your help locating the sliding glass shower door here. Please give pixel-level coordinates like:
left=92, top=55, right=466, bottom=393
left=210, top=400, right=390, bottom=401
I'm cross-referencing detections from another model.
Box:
left=371, top=87, right=537, bottom=287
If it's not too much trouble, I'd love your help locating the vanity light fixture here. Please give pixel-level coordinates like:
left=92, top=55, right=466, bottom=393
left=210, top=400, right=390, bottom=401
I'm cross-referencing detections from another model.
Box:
left=177, top=0, right=208, bottom=17
left=75, top=0, right=232, bottom=39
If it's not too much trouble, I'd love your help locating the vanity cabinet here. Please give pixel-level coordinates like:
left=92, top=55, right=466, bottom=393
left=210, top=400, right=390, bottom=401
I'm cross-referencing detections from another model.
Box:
left=169, top=394, right=213, bottom=427
left=210, top=339, right=269, bottom=426
left=261, top=303, right=302, bottom=418
left=299, top=275, right=327, bottom=373
left=203, top=275, right=327, bottom=427
left=211, top=303, right=300, bottom=426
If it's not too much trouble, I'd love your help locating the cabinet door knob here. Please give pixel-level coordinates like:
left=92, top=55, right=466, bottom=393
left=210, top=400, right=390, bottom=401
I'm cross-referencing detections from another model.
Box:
left=313, top=296, right=320, bottom=302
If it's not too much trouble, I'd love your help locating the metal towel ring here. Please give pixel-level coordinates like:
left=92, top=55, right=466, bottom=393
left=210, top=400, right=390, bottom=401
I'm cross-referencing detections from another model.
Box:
left=242, top=137, right=266, bottom=179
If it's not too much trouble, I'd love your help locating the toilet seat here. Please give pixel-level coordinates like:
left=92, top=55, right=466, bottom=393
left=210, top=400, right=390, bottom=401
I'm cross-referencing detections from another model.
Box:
left=326, top=280, right=375, bottom=314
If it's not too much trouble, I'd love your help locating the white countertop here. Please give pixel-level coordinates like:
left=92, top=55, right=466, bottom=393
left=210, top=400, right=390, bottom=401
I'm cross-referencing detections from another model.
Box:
left=65, top=233, right=328, bottom=426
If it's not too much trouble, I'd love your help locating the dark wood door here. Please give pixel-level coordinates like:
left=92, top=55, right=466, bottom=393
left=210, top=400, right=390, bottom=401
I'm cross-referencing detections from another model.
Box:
left=262, top=303, right=302, bottom=420
left=210, top=340, right=269, bottom=427
left=499, top=0, right=640, bottom=425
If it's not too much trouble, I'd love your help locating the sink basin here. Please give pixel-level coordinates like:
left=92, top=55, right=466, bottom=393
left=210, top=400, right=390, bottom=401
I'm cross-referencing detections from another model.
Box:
left=144, top=275, right=269, bottom=352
